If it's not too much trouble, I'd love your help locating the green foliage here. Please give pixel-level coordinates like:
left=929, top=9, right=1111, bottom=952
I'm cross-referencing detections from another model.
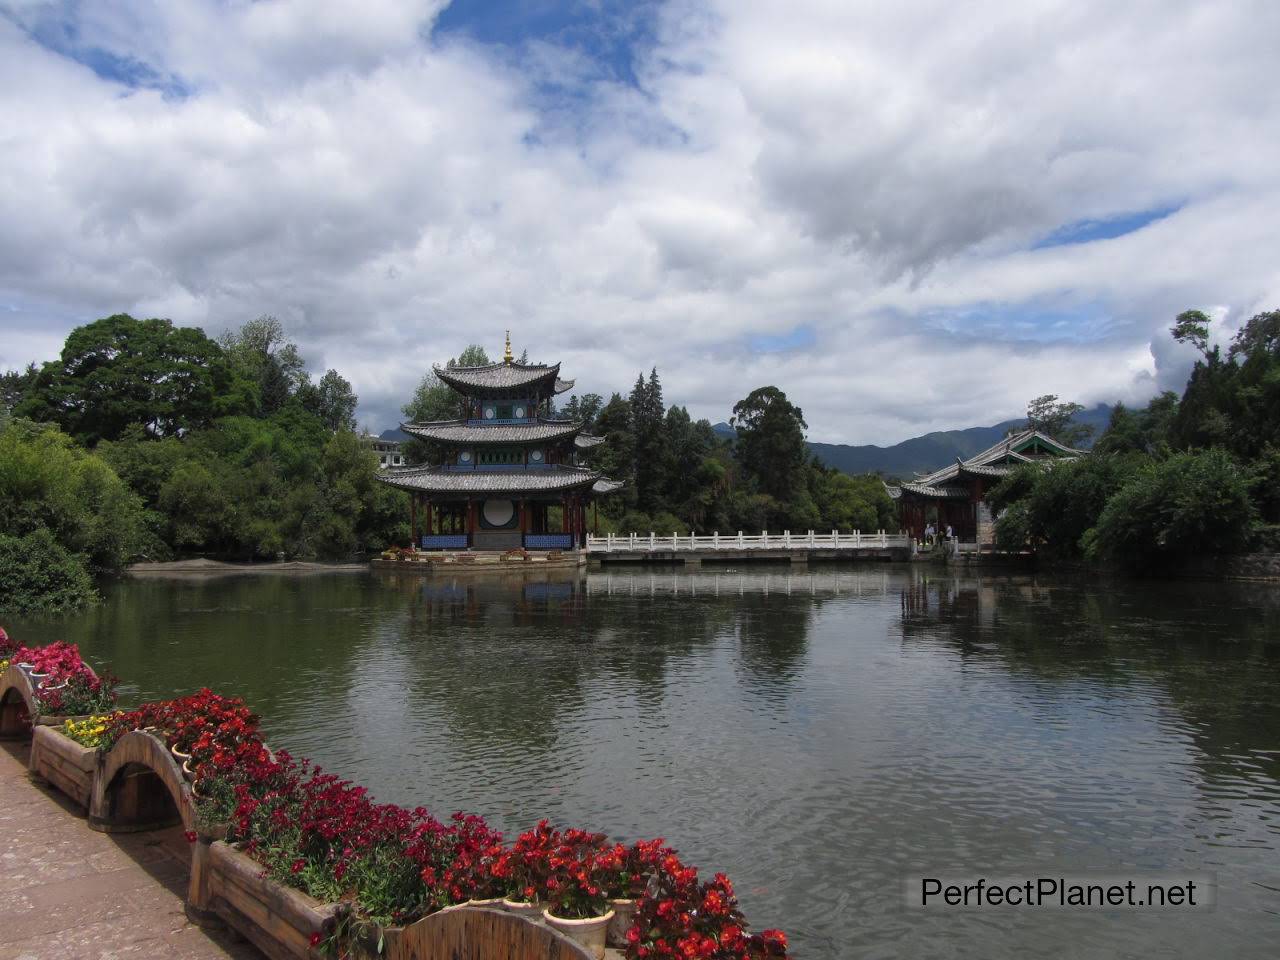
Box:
left=0, top=419, right=148, bottom=574
left=731, top=386, right=809, bottom=500
left=1092, top=393, right=1178, bottom=457
left=1085, top=449, right=1255, bottom=568
left=991, top=456, right=1140, bottom=558
left=0, top=528, right=98, bottom=615
left=1171, top=309, right=1213, bottom=359
left=1025, top=394, right=1093, bottom=448
left=16, top=314, right=240, bottom=444
left=401, top=345, right=491, bottom=465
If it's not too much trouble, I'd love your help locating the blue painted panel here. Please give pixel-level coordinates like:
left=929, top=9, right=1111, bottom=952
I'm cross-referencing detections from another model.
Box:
left=524, top=534, right=574, bottom=549
left=420, top=535, right=469, bottom=549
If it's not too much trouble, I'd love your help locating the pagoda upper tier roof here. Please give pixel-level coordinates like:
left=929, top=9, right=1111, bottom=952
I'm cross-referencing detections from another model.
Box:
left=403, top=418, right=585, bottom=445
left=434, top=361, right=575, bottom=396
left=377, top=464, right=615, bottom=495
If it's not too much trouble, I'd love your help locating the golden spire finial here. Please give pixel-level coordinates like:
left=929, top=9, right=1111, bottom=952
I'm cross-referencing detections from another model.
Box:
left=504, top=330, right=513, bottom=364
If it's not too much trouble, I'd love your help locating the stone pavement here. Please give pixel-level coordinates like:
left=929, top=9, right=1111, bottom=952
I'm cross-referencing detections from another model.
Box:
left=0, top=739, right=260, bottom=960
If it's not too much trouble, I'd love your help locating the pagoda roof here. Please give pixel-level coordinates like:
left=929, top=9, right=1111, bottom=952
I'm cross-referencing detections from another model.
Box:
left=574, top=434, right=605, bottom=449
left=592, top=478, right=625, bottom=494
left=377, top=464, right=614, bottom=495
left=403, top=418, right=583, bottom=445
left=912, top=429, right=1082, bottom=488
left=893, top=482, right=972, bottom=499
left=434, top=361, right=573, bottom=396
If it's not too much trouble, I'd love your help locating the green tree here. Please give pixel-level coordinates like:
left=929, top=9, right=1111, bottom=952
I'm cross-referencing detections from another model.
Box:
left=1084, top=449, right=1255, bottom=568
left=1025, top=394, right=1093, bottom=447
left=730, top=386, right=808, bottom=501
left=1171, top=309, right=1213, bottom=360
left=1, top=362, right=38, bottom=414
left=17, top=314, right=237, bottom=444
left=219, top=316, right=308, bottom=417
left=306, top=369, right=359, bottom=432
left=401, top=346, right=491, bottom=464
left=629, top=369, right=669, bottom=513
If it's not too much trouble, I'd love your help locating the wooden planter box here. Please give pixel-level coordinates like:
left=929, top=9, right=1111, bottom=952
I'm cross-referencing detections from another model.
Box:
left=352, top=905, right=593, bottom=960
left=29, top=724, right=100, bottom=809
left=192, top=841, right=341, bottom=960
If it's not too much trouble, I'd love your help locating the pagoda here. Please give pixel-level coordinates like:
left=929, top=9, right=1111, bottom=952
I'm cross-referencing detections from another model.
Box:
left=378, top=334, right=621, bottom=551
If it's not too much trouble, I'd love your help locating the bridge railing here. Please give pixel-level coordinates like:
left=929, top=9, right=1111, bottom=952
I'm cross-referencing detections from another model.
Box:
left=585, top=530, right=911, bottom=552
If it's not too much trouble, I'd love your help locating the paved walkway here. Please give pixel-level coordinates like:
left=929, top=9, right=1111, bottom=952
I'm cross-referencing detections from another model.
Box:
left=0, top=740, right=259, bottom=960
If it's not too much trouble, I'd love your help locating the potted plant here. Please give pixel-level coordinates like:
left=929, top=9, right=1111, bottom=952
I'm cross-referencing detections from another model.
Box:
left=542, top=829, right=615, bottom=960
left=499, top=820, right=558, bottom=918
left=599, top=838, right=669, bottom=947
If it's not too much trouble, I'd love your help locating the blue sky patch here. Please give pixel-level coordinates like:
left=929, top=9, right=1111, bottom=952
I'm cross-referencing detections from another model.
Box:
left=433, top=0, right=659, bottom=89
left=921, top=301, right=1116, bottom=344
left=747, top=325, right=817, bottom=353
left=12, top=8, right=190, bottom=98
left=1033, top=203, right=1182, bottom=249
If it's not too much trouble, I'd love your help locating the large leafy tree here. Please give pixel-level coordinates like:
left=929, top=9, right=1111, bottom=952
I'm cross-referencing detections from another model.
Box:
left=218, top=316, right=308, bottom=417
left=731, top=386, right=808, bottom=501
left=1025, top=394, right=1093, bottom=447
left=17, top=314, right=238, bottom=444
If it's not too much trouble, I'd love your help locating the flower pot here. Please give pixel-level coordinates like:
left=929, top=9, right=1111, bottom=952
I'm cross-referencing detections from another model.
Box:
left=37, top=678, right=69, bottom=691
left=542, top=909, right=613, bottom=960
left=607, top=898, right=637, bottom=947
left=501, top=898, right=544, bottom=920
left=171, top=744, right=193, bottom=763
left=182, top=758, right=196, bottom=780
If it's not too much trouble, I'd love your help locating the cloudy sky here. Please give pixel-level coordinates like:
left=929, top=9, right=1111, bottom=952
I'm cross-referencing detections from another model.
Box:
left=2, top=0, right=1278, bottom=444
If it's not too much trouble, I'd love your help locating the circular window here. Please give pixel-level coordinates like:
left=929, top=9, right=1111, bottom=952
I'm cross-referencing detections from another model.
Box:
left=459, top=450, right=472, bottom=463
left=530, top=448, right=544, bottom=462
left=483, top=499, right=515, bottom=527
left=514, top=405, right=526, bottom=419
left=483, top=407, right=496, bottom=419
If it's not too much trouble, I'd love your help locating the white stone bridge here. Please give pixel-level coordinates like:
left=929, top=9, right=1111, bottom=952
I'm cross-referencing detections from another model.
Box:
left=585, top=530, right=913, bottom=565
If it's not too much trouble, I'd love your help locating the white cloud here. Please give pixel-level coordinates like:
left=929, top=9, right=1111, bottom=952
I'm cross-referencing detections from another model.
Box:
left=1, top=0, right=1277, bottom=445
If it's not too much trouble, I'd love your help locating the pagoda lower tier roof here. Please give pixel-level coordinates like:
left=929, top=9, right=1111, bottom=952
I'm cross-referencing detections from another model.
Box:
left=434, top=361, right=574, bottom=396
left=377, top=465, right=617, bottom=496
left=403, top=418, right=584, bottom=445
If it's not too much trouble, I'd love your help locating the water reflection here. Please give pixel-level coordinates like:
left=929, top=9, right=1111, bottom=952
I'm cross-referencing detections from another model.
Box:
left=7, top=565, right=1280, bottom=958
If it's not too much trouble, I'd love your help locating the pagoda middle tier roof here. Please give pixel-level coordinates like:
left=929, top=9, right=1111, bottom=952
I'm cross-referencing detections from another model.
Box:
left=403, top=418, right=584, bottom=445
left=377, top=464, right=612, bottom=495
left=434, top=361, right=574, bottom=396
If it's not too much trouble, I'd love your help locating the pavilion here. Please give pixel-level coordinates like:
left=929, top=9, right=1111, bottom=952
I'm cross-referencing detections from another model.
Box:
left=377, top=335, right=621, bottom=551
left=887, top=429, right=1083, bottom=545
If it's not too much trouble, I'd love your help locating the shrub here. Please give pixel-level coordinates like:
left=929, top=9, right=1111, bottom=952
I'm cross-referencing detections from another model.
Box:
left=1084, top=448, right=1255, bottom=569
left=0, top=529, right=97, bottom=614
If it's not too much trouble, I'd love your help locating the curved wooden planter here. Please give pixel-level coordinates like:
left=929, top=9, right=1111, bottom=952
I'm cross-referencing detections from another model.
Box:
left=0, top=663, right=102, bottom=740
left=28, top=724, right=101, bottom=809
left=0, top=664, right=36, bottom=739
left=188, top=840, right=341, bottom=960
left=88, top=729, right=195, bottom=833
left=356, top=905, right=594, bottom=960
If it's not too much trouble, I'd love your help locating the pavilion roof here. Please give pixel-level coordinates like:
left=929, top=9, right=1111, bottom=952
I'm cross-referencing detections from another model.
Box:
left=403, top=418, right=584, bottom=445
left=893, top=482, right=972, bottom=499
left=434, top=361, right=573, bottom=396
left=912, top=429, right=1082, bottom=488
left=377, top=464, right=614, bottom=495
left=574, top=434, right=605, bottom=449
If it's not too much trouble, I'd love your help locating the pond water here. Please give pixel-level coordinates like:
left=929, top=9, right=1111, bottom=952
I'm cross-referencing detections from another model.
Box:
left=8, top=565, right=1280, bottom=959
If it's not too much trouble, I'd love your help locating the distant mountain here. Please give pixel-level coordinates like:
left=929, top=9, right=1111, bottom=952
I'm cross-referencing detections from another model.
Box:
left=379, top=428, right=412, bottom=442
left=714, top=405, right=1111, bottom=480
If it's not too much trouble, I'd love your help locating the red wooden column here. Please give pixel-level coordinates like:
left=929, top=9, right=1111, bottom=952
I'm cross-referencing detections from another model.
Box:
left=593, top=500, right=598, bottom=536
left=467, top=499, right=477, bottom=546
left=424, top=500, right=433, bottom=537
left=410, top=493, right=418, bottom=547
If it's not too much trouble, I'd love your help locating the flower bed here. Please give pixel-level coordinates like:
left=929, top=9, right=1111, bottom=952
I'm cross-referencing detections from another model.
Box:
left=7, top=640, right=116, bottom=719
